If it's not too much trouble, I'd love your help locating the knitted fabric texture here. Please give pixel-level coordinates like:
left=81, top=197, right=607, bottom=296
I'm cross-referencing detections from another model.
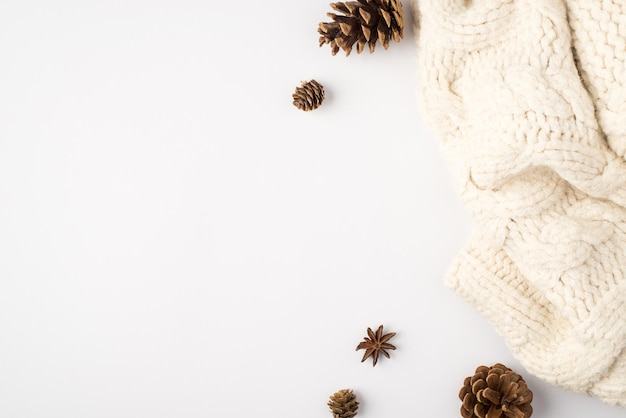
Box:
left=415, top=0, right=626, bottom=406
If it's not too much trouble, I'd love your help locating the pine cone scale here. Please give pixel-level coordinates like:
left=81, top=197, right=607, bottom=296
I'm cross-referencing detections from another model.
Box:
left=377, top=26, right=388, bottom=49
left=486, top=405, right=503, bottom=418
left=474, top=403, right=486, bottom=418
left=379, top=8, right=390, bottom=26
left=502, top=404, right=524, bottom=418
left=479, top=388, right=501, bottom=405
left=361, top=26, right=372, bottom=40
left=392, top=28, right=401, bottom=42
left=331, top=2, right=351, bottom=14
left=472, top=379, right=487, bottom=393
left=358, top=8, right=372, bottom=23
left=486, top=373, right=500, bottom=390
left=462, top=393, right=475, bottom=410
left=340, top=22, right=353, bottom=36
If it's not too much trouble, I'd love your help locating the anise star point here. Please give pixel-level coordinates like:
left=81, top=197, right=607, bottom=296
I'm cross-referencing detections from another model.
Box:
left=355, top=325, right=396, bottom=366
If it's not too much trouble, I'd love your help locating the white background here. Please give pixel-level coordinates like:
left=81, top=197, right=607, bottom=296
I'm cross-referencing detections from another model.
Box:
left=0, top=1, right=624, bottom=417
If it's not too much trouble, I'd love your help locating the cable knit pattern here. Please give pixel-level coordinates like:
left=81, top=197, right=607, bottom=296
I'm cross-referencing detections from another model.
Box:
left=414, top=0, right=626, bottom=405
left=567, top=1, right=626, bottom=159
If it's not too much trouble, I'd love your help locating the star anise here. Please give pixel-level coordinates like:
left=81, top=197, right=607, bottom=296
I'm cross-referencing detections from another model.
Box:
left=355, top=325, right=396, bottom=366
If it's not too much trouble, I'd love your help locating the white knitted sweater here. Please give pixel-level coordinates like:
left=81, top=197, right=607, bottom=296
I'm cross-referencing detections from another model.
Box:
left=415, top=0, right=626, bottom=406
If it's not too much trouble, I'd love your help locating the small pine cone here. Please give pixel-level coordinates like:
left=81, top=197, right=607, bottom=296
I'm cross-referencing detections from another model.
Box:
left=318, top=0, right=404, bottom=56
left=292, top=79, right=325, bottom=111
left=459, top=364, right=533, bottom=418
left=328, top=389, right=359, bottom=418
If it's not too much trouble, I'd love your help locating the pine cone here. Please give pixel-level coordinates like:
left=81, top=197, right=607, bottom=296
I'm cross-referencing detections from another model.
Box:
left=318, top=0, right=404, bottom=56
left=292, top=79, right=325, bottom=111
left=459, top=364, right=533, bottom=418
left=328, top=389, right=359, bottom=418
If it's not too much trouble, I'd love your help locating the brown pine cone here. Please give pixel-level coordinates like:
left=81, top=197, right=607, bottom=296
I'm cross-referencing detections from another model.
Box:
left=292, top=79, right=325, bottom=111
left=328, top=388, right=359, bottom=418
left=459, top=363, right=533, bottom=418
left=318, top=0, right=404, bottom=56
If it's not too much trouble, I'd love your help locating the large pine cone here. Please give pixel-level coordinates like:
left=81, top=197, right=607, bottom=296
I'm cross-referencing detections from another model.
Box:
left=459, top=364, right=533, bottom=418
left=318, top=0, right=404, bottom=56
left=328, top=388, right=359, bottom=418
left=292, top=79, right=325, bottom=111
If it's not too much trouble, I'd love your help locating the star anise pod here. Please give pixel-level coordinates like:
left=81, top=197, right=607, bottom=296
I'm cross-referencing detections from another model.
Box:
left=355, top=325, right=396, bottom=366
